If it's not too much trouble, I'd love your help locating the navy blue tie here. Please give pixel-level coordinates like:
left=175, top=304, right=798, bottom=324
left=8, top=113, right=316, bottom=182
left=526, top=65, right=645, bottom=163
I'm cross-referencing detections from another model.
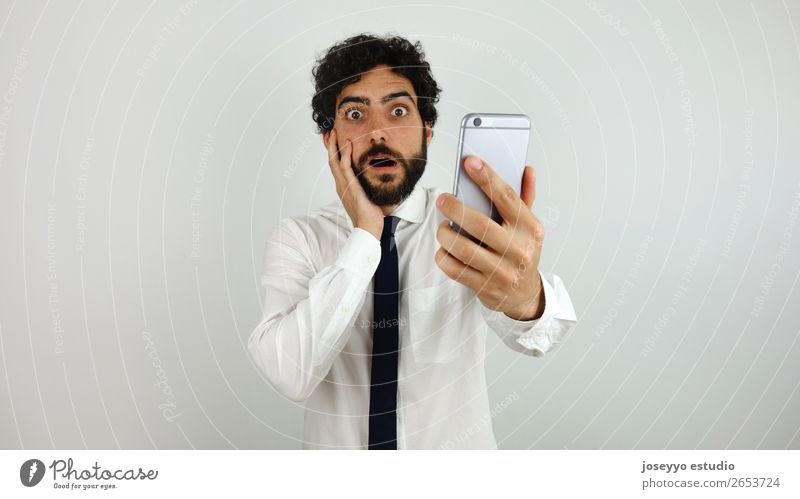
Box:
left=368, top=215, right=400, bottom=450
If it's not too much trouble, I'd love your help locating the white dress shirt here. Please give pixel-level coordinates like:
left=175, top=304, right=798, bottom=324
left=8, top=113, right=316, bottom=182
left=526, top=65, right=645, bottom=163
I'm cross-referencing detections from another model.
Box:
left=248, top=183, right=577, bottom=449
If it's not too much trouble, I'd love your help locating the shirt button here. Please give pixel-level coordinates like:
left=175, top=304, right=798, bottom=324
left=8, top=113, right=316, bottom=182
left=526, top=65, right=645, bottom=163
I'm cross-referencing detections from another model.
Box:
left=368, top=255, right=377, bottom=264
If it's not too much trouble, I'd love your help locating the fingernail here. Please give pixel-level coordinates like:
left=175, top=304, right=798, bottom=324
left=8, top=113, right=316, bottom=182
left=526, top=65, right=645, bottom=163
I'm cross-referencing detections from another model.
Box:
left=436, top=194, right=445, bottom=207
left=466, top=157, right=482, bottom=171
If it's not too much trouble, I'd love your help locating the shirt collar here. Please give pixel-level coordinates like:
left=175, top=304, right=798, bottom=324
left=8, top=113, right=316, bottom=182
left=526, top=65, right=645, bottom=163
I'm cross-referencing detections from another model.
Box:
left=341, top=182, right=427, bottom=230
left=388, top=182, right=427, bottom=224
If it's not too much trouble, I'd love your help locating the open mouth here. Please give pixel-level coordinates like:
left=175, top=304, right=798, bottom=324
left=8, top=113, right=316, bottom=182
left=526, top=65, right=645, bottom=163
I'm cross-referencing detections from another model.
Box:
left=368, top=156, right=397, bottom=168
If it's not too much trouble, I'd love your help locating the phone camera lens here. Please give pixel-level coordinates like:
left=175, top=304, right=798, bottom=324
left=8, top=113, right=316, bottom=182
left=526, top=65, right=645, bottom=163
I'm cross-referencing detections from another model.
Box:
left=473, top=117, right=482, bottom=127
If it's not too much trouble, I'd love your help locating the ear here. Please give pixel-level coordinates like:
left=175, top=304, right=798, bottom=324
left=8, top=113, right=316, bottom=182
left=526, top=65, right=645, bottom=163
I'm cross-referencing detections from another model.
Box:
left=322, top=131, right=330, bottom=149
left=424, top=121, right=433, bottom=145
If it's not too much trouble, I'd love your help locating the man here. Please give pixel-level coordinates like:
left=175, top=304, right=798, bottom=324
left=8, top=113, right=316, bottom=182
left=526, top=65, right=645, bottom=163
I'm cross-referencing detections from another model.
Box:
left=249, top=34, right=577, bottom=449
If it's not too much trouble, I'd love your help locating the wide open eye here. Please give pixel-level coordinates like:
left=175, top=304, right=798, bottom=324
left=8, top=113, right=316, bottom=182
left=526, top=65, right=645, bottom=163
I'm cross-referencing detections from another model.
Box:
left=391, top=105, right=408, bottom=118
left=345, top=108, right=363, bottom=120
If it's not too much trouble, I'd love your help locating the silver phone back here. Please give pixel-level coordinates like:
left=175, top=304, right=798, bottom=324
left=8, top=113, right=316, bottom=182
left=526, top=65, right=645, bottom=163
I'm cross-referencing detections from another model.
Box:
left=452, top=113, right=531, bottom=228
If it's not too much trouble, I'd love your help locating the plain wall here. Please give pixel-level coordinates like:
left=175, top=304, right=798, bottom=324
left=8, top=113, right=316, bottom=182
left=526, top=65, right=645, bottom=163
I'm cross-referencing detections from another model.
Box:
left=1, top=0, right=799, bottom=449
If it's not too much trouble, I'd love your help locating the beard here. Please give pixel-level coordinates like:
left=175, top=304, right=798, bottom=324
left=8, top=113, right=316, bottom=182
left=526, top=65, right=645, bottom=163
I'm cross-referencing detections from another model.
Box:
left=351, top=128, right=427, bottom=206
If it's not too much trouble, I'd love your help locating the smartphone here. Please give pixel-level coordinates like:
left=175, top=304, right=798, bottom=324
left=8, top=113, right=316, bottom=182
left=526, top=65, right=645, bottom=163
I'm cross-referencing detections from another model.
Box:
left=451, top=113, right=531, bottom=243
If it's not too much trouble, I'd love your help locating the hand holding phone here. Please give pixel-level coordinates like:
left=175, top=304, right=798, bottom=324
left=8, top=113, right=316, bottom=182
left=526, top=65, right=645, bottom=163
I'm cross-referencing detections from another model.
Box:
left=451, top=113, right=531, bottom=243
left=436, top=112, right=545, bottom=321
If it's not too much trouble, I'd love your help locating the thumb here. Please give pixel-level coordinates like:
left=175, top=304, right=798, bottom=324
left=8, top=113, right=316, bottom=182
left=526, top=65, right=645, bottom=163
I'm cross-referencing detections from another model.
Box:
left=520, top=166, right=536, bottom=209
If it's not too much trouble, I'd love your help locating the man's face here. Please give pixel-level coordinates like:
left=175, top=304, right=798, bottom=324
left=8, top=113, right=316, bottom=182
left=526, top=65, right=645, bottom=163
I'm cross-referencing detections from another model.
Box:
left=326, top=65, right=432, bottom=206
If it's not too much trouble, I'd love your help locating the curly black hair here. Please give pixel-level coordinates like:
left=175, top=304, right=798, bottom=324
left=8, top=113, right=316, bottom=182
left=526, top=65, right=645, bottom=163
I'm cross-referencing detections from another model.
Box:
left=311, top=33, right=442, bottom=134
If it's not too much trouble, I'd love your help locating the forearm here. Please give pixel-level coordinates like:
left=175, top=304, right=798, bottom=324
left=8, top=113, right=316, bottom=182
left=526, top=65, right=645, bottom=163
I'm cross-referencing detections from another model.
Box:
left=248, top=226, right=380, bottom=401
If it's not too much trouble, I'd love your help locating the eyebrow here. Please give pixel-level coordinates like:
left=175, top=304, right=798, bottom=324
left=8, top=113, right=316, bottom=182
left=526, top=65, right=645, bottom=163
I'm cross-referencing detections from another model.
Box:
left=337, top=90, right=415, bottom=110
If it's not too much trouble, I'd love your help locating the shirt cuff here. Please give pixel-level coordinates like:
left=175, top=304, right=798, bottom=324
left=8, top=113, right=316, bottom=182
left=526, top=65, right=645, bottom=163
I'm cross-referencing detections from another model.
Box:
left=334, top=227, right=382, bottom=279
left=479, top=270, right=559, bottom=356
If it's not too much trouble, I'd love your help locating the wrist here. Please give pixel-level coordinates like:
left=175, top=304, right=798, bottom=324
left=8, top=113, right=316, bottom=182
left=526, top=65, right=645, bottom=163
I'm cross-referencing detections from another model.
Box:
left=356, top=223, right=381, bottom=241
left=504, top=284, right=545, bottom=321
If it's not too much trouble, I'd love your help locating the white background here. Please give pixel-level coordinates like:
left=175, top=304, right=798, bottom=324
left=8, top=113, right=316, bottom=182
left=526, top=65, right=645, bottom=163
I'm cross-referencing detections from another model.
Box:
left=0, top=0, right=799, bottom=449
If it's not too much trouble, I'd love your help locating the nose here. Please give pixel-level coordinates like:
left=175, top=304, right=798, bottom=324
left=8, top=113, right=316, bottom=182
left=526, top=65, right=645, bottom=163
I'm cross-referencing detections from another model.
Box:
left=366, top=114, right=390, bottom=143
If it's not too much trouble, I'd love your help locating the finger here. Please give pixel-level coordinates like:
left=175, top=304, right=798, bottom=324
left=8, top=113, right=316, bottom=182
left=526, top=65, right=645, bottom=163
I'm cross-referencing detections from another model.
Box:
left=435, top=247, right=486, bottom=291
left=463, top=155, right=529, bottom=226
left=325, top=128, right=339, bottom=164
left=337, top=139, right=363, bottom=197
left=436, top=220, right=504, bottom=275
left=341, top=138, right=354, bottom=172
left=437, top=192, right=513, bottom=253
left=520, top=166, right=536, bottom=209
left=325, top=130, right=355, bottom=187
left=339, top=139, right=362, bottom=185
left=325, top=129, right=345, bottom=188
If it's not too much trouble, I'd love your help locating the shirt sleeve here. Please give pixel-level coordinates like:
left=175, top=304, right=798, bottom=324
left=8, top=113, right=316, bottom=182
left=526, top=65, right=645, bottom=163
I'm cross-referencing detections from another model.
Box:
left=478, top=271, right=577, bottom=357
left=248, top=219, right=381, bottom=401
